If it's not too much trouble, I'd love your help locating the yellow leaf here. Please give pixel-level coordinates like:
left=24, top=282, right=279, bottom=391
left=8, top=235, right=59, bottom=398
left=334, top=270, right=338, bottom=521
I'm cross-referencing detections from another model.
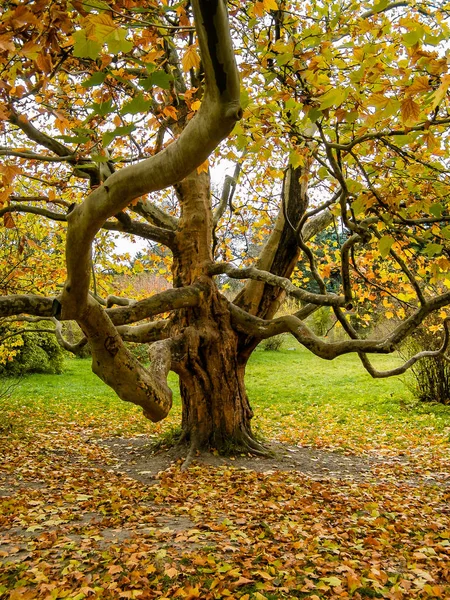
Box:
left=401, top=97, right=420, bottom=125
left=191, top=99, right=201, bottom=111
left=4, top=212, right=15, bottom=229
left=0, top=164, right=22, bottom=184
left=182, top=45, right=201, bottom=72
left=36, top=52, right=52, bottom=74
left=197, top=158, right=209, bottom=174
left=431, top=74, right=450, bottom=109
left=263, top=0, right=278, bottom=10
left=21, top=41, right=40, bottom=59
left=163, top=106, right=178, bottom=120
left=407, top=75, right=430, bottom=94
left=85, top=13, right=116, bottom=39
left=108, top=564, right=122, bottom=575
left=423, top=131, right=439, bottom=152
left=367, top=93, right=390, bottom=108
left=253, top=2, right=264, bottom=16
left=0, top=33, right=15, bottom=52
left=164, top=567, right=179, bottom=578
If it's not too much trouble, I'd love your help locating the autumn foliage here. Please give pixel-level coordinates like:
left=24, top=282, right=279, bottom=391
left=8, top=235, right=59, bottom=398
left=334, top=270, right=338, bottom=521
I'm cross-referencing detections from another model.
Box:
left=1, top=0, right=450, bottom=447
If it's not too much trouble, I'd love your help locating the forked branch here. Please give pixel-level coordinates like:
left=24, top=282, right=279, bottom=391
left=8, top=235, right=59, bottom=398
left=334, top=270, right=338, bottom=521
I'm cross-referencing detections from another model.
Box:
left=61, top=0, right=242, bottom=318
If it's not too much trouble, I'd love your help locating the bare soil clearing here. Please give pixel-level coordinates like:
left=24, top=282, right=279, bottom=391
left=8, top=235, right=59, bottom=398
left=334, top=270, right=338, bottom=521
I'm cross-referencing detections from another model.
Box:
left=98, top=436, right=444, bottom=488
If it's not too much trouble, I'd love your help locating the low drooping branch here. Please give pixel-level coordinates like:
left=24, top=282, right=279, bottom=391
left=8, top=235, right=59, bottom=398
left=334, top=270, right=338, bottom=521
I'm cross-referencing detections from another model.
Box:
left=211, top=262, right=347, bottom=307
left=358, top=318, right=450, bottom=378
left=78, top=298, right=173, bottom=421
left=229, top=292, right=450, bottom=361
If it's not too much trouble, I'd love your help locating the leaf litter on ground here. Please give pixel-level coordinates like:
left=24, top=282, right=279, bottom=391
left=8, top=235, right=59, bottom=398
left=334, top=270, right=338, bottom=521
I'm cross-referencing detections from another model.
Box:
left=1, top=356, right=449, bottom=599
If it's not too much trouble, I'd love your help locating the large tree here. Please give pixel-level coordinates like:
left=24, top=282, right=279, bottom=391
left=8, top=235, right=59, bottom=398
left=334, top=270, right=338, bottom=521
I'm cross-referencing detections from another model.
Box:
left=1, top=0, right=450, bottom=458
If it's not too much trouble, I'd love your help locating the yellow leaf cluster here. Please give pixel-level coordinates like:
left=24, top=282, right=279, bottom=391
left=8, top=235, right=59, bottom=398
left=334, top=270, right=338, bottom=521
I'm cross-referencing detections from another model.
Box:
left=182, top=45, right=201, bottom=73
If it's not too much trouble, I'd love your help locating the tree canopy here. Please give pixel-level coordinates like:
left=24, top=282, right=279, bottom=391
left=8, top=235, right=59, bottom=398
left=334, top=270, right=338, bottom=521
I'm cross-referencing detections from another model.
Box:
left=1, top=0, right=450, bottom=453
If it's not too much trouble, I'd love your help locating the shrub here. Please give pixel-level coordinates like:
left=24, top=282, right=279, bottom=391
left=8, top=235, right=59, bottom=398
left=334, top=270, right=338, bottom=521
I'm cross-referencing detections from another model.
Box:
left=126, top=342, right=149, bottom=362
left=400, top=325, right=450, bottom=405
left=260, top=334, right=285, bottom=351
left=0, top=325, right=66, bottom=376
left=310, top=306, right=333, bottom=337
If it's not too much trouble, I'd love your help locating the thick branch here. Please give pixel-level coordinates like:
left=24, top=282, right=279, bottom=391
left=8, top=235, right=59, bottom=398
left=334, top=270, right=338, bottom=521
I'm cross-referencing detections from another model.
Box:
left=61, top=0, right=242, bottom=318
left=0, top=295, right=53, bottom=318
left=131, top=198, right=178, bottom=230
left=212, top=263, right=346, bottom=307
left=106, top=282, right=205, bottom=325
left=116, top=320, right=171, bottom=343
left=358, top=318, right=450, bottom=378
left=1, top=284, right=204, bottom=324
left=102, top=218, right=176, bottom=248
left=230, top=292, right=450, bottom=360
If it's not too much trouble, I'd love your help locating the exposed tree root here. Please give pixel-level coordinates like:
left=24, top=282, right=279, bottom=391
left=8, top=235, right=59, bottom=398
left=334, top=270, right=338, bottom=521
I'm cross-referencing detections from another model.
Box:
left=238, top=431, right=274, bottom=457
left=181, top=438, right=200, bottom=471
left=148, top=426, right=274, bottom=470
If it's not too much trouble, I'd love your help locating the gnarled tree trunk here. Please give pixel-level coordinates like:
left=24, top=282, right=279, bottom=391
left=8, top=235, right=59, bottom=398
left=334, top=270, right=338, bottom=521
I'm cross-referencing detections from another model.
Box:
left=175, top=292, right=255, bottom=452
left=169, top=171, right=258, bottom=453
left=162, top=162, right=321, bottom=453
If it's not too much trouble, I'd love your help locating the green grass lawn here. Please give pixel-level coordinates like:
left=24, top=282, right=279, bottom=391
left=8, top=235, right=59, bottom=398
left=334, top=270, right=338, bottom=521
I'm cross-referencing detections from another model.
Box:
left=3, top=346, right=449, bottom=453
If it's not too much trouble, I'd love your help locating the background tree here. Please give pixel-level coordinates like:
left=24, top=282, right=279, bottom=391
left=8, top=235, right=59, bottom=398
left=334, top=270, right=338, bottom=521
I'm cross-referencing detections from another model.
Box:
left=1, top=0, right=450, bottom=459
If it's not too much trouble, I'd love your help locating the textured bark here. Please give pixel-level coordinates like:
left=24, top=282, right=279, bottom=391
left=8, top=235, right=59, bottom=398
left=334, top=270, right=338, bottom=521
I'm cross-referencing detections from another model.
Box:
left=235, top=166, right=310, bottom=361
left=175, top=294, right=255, bottom=451
left=169, top=171, right=257, bottom=451
left=234, top=166, right=307, bottom=320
